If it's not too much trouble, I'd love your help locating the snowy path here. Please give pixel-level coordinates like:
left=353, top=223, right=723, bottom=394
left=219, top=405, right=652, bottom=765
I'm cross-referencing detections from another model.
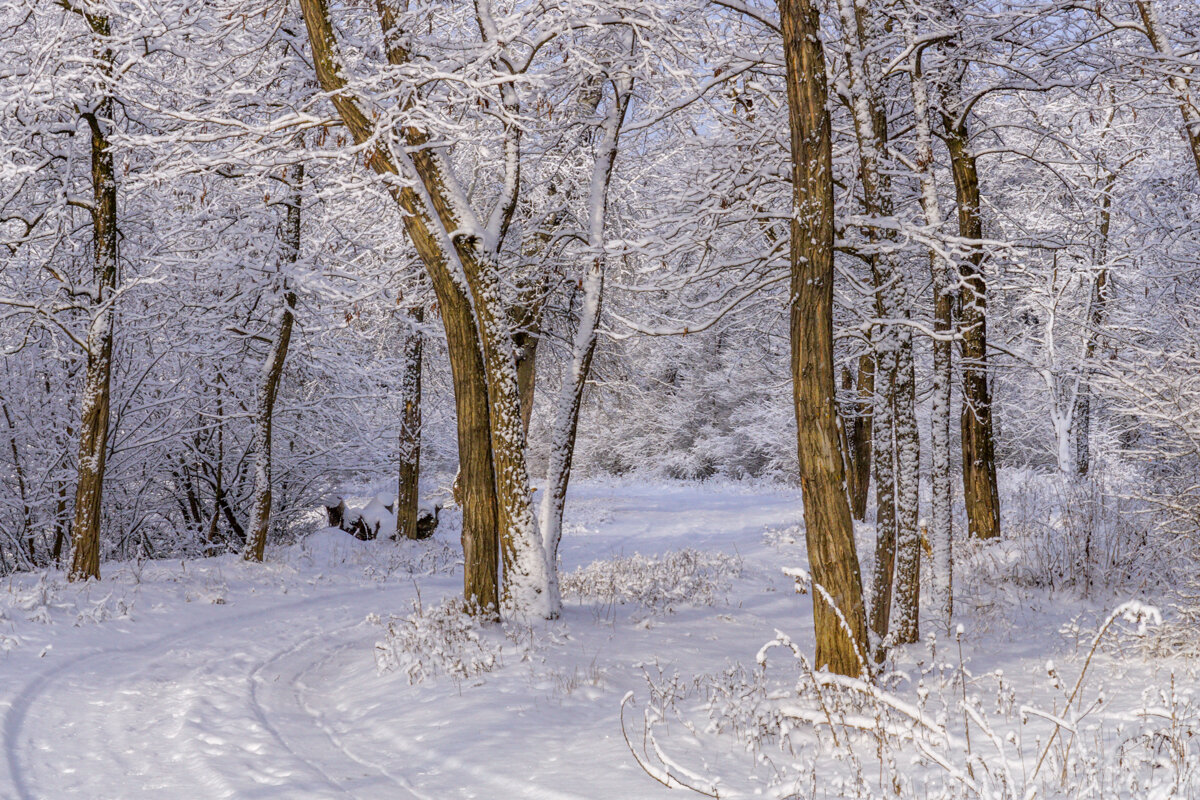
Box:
left=2, top=586, right=422, bottom=799
left=0, top=482, right=822, bottom=798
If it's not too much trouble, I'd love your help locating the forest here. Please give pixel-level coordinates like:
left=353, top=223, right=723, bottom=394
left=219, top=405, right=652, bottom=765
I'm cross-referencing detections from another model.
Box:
left=0, top=0, right=1198, bottom=797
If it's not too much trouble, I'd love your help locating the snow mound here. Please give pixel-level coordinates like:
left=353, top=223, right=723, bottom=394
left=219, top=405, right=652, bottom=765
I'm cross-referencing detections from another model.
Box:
left=293, top=527, right=371, bottom=567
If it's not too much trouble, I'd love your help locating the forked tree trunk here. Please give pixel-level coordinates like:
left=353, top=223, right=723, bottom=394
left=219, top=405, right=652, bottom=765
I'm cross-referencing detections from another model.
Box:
left=301, top=0, right=562, bottom=614
left=244, top=163, right=303, bottom=562
left=69, top=10, right=118, bottom=582
left=781, top=0, right=869, bottom=677
left=396, top=307, right=424, bottom=540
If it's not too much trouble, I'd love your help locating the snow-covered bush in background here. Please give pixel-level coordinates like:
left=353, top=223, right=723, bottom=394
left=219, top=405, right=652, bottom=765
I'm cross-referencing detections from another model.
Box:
left=371, top=598, right=501, bottom=685
left=561, top=548, right=743, bottom=613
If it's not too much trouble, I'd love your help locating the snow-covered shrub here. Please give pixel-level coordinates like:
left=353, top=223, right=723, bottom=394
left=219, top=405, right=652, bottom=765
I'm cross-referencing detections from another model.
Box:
left=561, top=548, right=743, bottom=613
left=371, top=598, right=500, bottom=685
left=962, top=468, right=1171, bottom=600
left=624, top=599, right=1190, bottom=800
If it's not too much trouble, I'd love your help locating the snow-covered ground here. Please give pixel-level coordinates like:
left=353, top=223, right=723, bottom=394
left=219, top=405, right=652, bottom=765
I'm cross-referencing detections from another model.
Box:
left=0, top=481, right=1195, bottom=799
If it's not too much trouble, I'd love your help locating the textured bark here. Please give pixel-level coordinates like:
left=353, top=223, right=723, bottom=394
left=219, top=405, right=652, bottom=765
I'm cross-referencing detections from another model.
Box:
left=244, top=163, right=302, bottom=563
left=69, top=10, right=118, bottom=582
left=942, top=110, right=1001, bottom=541
left=396, top=307, right=424, bottom=540
left=868, top=347, right=896, bottom=646
left=781, top=0, right=869, bottom=677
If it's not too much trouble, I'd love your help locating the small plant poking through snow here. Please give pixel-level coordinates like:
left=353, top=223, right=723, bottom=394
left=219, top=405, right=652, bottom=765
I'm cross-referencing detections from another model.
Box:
left=371, top=598, right=500, bottom=685
left=561, top=548, right=743, bottom=613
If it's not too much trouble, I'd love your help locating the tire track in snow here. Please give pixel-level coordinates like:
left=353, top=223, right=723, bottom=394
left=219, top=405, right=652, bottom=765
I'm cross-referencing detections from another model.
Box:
left=1, top=586, right=401, bottom=799
left=248, top=625, right=429, bottom=800
left=290, top=636, right=595, bottom=800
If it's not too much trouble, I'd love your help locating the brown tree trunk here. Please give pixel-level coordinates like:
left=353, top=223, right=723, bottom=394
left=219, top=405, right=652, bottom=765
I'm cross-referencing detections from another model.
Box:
left=300, top=0, right=507, bottom=612
left=942, top=111, right=1001, bottom=540
left=69, top=11, right=118, bottom=582
left=781, top=0, right=869, bottom=677
left=244, top=162, right=303, bottom=562
left=396, top=307, right=424, bottom=540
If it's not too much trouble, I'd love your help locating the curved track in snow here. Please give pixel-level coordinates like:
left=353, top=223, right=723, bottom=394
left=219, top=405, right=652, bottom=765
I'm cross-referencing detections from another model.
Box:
left=1, top=586, right=419, bottom=799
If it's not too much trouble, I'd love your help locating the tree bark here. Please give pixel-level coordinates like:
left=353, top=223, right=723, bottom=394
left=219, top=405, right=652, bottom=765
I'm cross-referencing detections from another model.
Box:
left=1074, top=171, right=1115, bottom=477
left=849, top=354, right=874, bottom=521
left=941, top=108, right=1001, bottom=540
left=244, top=162, right=303, bottom=562
left=781, top=0, right=869, bottom=677
left=396, top=307, right=424, bottom=540
left=69, top=10, right=118, bottom=582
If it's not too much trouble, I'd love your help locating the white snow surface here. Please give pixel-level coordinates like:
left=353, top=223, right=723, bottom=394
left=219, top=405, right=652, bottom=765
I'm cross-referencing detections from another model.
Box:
left=0, top=480, right=1194, bottom=798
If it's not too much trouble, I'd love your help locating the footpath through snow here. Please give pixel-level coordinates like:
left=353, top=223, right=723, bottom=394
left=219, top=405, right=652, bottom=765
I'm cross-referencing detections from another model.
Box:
left=0, top=481, right=1194, bottom=798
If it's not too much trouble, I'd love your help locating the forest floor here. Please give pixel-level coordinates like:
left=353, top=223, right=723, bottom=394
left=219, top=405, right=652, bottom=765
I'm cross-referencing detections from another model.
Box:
left=0, top=480, right=1195, bottom=799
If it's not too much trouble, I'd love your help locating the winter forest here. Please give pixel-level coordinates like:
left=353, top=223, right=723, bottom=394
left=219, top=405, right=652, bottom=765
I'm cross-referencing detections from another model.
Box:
left=1, top=0, right=1199, bottom=796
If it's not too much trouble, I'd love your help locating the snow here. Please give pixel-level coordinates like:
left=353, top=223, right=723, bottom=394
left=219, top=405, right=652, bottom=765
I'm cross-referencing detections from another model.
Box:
left=0, top=481, right=1195, bottom=798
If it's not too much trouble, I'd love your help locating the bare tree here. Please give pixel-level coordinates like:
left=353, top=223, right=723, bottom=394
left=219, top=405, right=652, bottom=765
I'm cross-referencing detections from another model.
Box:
left=68, top=6, right=120, bottom=582
left=244, top=162, right=303, bottom=562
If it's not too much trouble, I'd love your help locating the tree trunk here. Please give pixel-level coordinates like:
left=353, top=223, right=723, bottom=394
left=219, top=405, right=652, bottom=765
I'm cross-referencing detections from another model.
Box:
left=868, top=347, right=896, bottom=647
left=396, top=307, right=424, bottom=540
left=69, top=11, right=118, bottom=582
left=303, top=0, right=555, bottom=614
left=244, top=163, right=303, bottom=562
left=1134, top=2, right=1200, bottom=180
left=1074, top=171, right=1115, bottom=477
left=1, top=399, right=33, bottom=564
left=781, top=0, right=869, bottom=677
left=540, top=67, right=633, bottom=616
left=835, top=0, right=922, bottom=649
left=849, top=354, right=873, bottom=521
left=941, top=109, right=1001, bottom=540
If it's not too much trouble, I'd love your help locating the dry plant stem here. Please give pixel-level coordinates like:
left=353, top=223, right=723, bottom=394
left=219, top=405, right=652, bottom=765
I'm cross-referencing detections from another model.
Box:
left=1028, top=607, right=1129, bottom=787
